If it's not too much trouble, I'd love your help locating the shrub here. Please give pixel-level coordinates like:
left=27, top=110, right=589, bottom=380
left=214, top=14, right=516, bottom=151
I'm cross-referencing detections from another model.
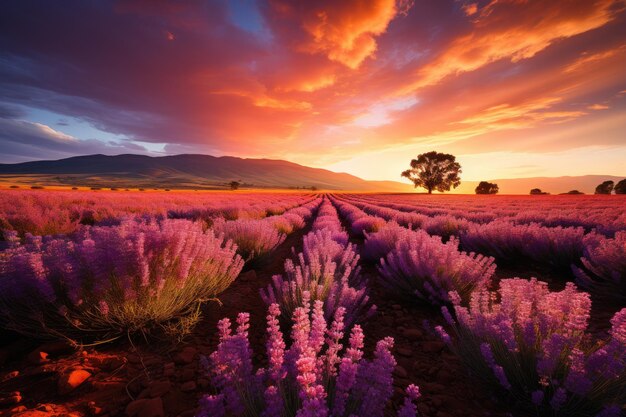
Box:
left=378, top=229, right=495, bottom=305
left=261, top=229, right=373, bottom=329
left=212, top=218, right=286, bottom=262
left=363, top=222, right=410, bottom=263
left=441, top=278, right=626, bottom=416
left=573, top=232, right=626, bottom=301
left=0, top=219, right=243, bottom=342
left=460, top=221, right=585, bottom=269
left=198, top=295, right=421, bottom=417
left=350, top=216, right=387, bottom=237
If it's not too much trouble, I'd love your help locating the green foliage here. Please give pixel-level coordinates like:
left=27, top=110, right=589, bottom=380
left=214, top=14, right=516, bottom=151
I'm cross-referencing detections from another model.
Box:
left=475, top=181, right=499, bottom=195
left=594, top=181, right=614, bottom=195
left=401, top=151, right=462, bottom=194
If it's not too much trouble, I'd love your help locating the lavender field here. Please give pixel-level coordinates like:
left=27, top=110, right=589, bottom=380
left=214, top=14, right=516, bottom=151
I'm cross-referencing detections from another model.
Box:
left=0, top=189, right=624, bottom=417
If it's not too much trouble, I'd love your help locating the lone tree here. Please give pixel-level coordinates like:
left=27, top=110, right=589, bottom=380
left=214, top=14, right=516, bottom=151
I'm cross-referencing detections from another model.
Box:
left=475, top=181, right=499, bottom=194
left=229, top=181, right=240, bottom=191
left=530, top=188, right=549, bottom=195
left=401, top=151, right=461, bottom=194
left=595, top=180, right=614, bottom=195
left=614, top=179, right=626, bottom=194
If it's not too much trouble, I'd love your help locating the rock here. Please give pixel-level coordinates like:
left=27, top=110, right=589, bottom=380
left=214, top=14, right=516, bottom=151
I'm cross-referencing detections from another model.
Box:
left=11, top=406, right=27, bottom=413
left=35, top=404, right=54, bottom=412
left=87, top=401, right=103, bottom=416
left=180, top=381, right=196, bottom=392
left=126, top=398, right=164, bottom=417
left=147, top=380, right=171, bottom=398
left=174, top=347, right=197, bottom=365
left=0, top=391, right=21, bottom=405
left=58, top=369, right=92, bottom=395
left=393, top=365, right=408, bottom=378
left=422, top=382, right=446, bottom=394
left=396, top=347, right=413, bottom=357
left=422, top=341, right=445, bottom=353
left=1, top=370, right=19, bottom=383
left=402, top=328, right=423, bottom=341
left=27, top=350, right=49, bottom=365
left=162, top=362, right=175, bottom=377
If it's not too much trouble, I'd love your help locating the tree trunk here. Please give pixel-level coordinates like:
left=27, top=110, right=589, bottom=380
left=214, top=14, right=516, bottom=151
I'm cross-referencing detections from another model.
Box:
left=428, top=188, right=432, bottom=194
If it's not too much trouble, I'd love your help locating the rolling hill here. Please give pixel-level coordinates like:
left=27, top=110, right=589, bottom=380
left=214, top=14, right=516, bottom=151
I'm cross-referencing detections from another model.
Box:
left=0, top=154, right=414, bottom=191
left=0, top=154, right=621, bottom=193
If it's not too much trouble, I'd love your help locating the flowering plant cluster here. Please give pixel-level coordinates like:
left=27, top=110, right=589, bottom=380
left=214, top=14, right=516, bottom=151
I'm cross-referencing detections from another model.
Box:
left=261, top=199, right=374, bottom=329
left=460, top=220, right=586, bottom=269
left=0, top=190, right=316, bottom=237
left=573, top=231, right=626, bottom=301
left=440, top=278, right=626, bottom=416
left=211, top=199, right=321, bottom=262
left=198, top=294, right=420, bottom=417
left=0, top=218, right=243, bottom=341
left=330, top=197, right=387, bottom=237
left=378, top=229, right=495, bottom=305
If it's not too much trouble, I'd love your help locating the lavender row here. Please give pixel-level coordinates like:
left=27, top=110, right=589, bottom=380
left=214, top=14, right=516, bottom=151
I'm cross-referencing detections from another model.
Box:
left=199, top=198, right=422, bottom=415
left=0, top=190, right=317, bottom=238
left=261, top=198, right=374, bottom=329
left=0, top=218, right=244, bottom=342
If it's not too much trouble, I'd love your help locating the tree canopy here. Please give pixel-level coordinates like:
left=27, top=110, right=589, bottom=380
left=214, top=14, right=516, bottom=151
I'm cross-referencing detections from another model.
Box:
left=594, top=180, right=614, bottom=195
left=401, top=151, right=461, bottom=194
left=475, top=181, right=499, bottom=194
left=614, top=179, right=626, bottom=194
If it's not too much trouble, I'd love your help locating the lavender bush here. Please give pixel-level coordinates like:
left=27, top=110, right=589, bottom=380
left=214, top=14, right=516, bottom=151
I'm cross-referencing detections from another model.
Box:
left=441, top=278, right=626, bottom=416
left=460, top=220, right=585, bottom=269
left=198, top=294, right=421, bottom=417
left=379, top=229, right=495, bottom=305
left=573, top=231, right=626, bottom=301
left=0, top=219, right=244, bottom=342
left=212, top=218, right=286, bottom=262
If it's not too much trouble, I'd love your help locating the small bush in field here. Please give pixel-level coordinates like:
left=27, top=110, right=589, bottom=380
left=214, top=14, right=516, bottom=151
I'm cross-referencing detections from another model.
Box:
left=261, top=229, right=373, bottom=329
left=363, top=222, right=410, bottom=262
left=0, top=219, right=243, bottom=342
left=350, top=216, right=387, bottom=237
left=212, top=218, right=286, bottom=262
left=460, top=220, right=585, bottom=269
left=198, top=294, right=421, bottom=417
left=573, top=231, right=626, bottom=301
left=441, top=278, right=626, bottom=416
left=378, top=229, right=495, bottom=305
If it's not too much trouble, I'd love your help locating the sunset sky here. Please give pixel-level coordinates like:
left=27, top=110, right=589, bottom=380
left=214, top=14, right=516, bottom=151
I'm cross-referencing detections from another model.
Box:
left=1, top=0, right=625, bottom=182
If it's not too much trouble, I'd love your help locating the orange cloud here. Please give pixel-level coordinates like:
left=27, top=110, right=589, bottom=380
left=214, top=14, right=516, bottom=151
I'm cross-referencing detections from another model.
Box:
left=400, top=0, right=624, bottom=93
left=272, top=0, right=411, bottom=69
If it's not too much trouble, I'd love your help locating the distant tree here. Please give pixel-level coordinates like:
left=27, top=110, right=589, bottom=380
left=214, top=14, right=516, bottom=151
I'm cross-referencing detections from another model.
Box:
left=594, top=180, right=614, bottom=195
left=565, top=190, right=584, bottom=195
left=401, top=151, right=461, bottom=194
left=311, top=186, right=318, bottom=191
left=475, top=181, right=499, bottom=195
left=9, top=185, right=19, bottom=189
left=530, top=188, right=549, bottom=195
left=614, top=179, right=626, bottom=194
left=229, top=181, right=240, bottom=191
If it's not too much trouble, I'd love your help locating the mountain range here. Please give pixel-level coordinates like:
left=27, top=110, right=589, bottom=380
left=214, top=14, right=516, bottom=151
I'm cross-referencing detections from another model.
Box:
left=0, top=154, right=622, bottom=194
